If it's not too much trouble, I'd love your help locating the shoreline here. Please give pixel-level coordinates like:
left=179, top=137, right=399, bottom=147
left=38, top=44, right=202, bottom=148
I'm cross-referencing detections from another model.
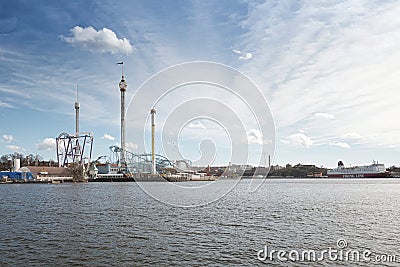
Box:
left=1, top=176, right=399, bottom=185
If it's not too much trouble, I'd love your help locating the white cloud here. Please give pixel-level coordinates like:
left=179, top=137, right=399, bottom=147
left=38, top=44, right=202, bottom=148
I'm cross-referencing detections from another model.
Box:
left=0, top=101, right=14, bottom=109
left=113, top=141, right=138, bottom=154
left=126, top=141, right=138, bottom=151
left=0, top=87, right=31, bottom=98
left=61, top=26, right=134, bottom=54
left=6, top=145, right=24, bottom=152
left=314, top=112, right=335, bottom=120
left=2, top=134, right=13, bottom=143
left=238, top=1, right=400, bottom=151
left=102, top=133, right=115, bottom=141
left=188, top=121, right=206, bottom=129
left=232, top=49, right=241, bottom=54
left=239, top=52, right=253, bottom=60
left=247, top=129, right=265, bottom=144
left=282, top=133, right=313, bottom=148
left=37, top=138, right=56, bottom=150
left=330, top=142, right=350, bottom=149
left=232, top=49, right=252, bottom=60
left=343, top=132, right=363, bottom=140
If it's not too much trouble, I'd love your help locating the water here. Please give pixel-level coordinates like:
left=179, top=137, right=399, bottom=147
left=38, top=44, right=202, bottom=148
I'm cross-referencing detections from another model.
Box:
left=1, top=179, right=400, bottom=266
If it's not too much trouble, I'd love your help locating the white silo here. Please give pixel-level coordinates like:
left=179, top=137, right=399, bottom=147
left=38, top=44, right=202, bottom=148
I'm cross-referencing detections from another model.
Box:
left=13, top=158, right=20, bottom=171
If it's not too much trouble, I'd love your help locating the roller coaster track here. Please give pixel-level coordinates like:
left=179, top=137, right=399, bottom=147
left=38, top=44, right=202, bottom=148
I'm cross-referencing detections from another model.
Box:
left=108, top=145, right=192, bottom=173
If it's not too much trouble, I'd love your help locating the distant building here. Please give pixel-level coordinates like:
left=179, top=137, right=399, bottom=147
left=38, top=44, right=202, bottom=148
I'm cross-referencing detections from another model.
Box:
left=1, top=171, right=33, bottom=181
left=19, top=166, right=68, bottom=180
left=307, top=172, right=323, bottom=177
left=293, top=164, right=316, bottom=168
left=96, top=163, right=126, bottom=174
left=271, top=165, right=284, bottom=171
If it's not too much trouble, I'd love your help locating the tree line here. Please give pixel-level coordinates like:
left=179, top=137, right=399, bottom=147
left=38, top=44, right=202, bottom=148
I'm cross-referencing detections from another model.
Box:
left=0, top=153, right=56, bottom=171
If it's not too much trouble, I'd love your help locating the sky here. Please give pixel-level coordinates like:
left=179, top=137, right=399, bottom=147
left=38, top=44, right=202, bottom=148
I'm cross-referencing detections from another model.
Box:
left=0, top=0, right=400, bottom=168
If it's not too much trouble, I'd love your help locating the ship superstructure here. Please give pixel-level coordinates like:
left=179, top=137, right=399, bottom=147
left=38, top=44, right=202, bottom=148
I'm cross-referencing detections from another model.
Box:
left=328, top=161, right=390, bottom=178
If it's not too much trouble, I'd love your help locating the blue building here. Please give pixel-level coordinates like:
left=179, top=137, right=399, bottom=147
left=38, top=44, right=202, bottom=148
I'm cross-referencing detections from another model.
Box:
left=0, top=171, right=33, bottom=181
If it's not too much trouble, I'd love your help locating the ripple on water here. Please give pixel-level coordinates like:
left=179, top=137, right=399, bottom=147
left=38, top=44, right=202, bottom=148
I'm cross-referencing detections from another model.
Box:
left=1, top=180, right=400, bottom=266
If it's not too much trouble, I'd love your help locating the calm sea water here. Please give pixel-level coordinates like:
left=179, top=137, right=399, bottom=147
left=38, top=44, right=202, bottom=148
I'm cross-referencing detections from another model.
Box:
left=1, top=179, right=400, bottom=266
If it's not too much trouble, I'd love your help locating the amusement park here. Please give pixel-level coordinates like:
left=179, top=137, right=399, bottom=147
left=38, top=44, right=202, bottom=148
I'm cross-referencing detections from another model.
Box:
left=1, top=63, right=270, bottom=184
left=45, top=63, right=218, bottom=183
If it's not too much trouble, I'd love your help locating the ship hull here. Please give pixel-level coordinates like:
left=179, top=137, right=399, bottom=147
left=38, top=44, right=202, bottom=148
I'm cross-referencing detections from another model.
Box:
left=327, top=172, right=390, bottom=178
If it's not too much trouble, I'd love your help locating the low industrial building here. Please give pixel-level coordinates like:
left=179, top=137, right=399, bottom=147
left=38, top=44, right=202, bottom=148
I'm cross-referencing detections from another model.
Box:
left=18, top=166, right=71, bottom=182
left=1, top=171, right=33, bottom=181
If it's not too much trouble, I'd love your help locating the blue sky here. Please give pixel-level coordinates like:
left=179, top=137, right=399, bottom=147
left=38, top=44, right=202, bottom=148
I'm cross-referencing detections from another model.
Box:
left=1, top=0, right=399, bottom=168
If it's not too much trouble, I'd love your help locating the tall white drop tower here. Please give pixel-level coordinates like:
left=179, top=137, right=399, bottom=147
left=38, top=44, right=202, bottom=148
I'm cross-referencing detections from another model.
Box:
left=118, top=62, right=127, bottom=164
